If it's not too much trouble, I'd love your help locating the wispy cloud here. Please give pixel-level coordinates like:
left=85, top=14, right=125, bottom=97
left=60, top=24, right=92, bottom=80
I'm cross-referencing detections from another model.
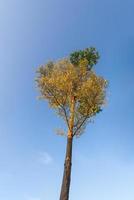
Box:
left=38, top=151, right=53, bottom=165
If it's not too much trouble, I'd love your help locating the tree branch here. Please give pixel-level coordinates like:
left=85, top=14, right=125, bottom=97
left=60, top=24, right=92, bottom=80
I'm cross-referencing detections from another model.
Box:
left=46, top=87, right=70, bottom=130
left=73, top=115, right=88, bottom=136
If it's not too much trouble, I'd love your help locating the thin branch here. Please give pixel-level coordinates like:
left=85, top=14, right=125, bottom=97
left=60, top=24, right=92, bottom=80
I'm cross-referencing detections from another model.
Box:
left=61, top=106, right=70, bottom=130
left=74, top=115, right=83, bottom=128
left=73, top=115, right=88, bottom=136
left=46, top=87, right=70, bottom=130
left=73, top=90, right=99, bottom=136
left=73, top=106, right=91, bottom=136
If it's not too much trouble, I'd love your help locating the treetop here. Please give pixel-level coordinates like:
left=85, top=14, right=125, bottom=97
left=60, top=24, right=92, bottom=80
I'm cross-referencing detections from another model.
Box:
left=69, top=47, right=100, bottom=70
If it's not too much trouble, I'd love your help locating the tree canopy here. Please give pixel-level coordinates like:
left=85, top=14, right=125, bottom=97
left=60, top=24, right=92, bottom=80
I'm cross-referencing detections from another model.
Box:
left=36, top=47, right=107, bottom=137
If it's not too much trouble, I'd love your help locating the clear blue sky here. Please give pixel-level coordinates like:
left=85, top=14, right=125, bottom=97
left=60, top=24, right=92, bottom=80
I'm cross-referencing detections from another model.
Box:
left=0, top=0, right=134, bottom=200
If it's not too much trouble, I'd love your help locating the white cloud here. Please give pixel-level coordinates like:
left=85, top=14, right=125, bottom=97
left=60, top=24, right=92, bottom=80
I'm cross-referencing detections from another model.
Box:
left=38, top=151, right=53, bottom=165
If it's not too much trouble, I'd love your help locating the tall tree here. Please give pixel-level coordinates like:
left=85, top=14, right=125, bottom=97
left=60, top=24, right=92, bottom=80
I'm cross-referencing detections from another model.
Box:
left=36, top=47, right=107, bottom=200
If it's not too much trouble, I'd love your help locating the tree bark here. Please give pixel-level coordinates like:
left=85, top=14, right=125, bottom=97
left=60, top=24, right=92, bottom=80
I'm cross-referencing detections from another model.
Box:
left=59, top=136, right=73, bottom=200
left=60, top=96, right=75, bottom=200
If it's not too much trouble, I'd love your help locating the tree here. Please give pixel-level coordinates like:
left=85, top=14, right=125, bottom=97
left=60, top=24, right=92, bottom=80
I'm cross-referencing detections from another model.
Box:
left=35, top=47, right=107, bottom=200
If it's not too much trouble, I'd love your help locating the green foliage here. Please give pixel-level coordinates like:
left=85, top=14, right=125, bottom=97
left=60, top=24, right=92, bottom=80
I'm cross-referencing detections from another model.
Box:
left=69, top=47, right=100, bottom=70
left=36, top=47, right=107, bottom=137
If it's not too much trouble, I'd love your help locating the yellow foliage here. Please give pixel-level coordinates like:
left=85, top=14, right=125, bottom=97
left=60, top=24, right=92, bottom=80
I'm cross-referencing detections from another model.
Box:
left=36, top=58, right=107, bottom=136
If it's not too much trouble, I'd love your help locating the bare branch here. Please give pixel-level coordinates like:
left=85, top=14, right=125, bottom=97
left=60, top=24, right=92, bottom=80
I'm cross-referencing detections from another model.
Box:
left=61, top=106, right=70, bottom=130
left=73, top=105, right=91, bottom=136
left=73, top=115, right=89, bottom=136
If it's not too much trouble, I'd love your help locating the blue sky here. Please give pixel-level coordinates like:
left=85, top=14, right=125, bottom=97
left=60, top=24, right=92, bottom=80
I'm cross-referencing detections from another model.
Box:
left=0, top=0, right=134, bottom=199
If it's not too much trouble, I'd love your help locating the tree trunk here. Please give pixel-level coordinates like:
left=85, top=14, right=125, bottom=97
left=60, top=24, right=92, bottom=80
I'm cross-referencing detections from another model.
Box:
left=60, top=96, right=75, bottom=200
left=59, top=136, right=73, bottom=200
